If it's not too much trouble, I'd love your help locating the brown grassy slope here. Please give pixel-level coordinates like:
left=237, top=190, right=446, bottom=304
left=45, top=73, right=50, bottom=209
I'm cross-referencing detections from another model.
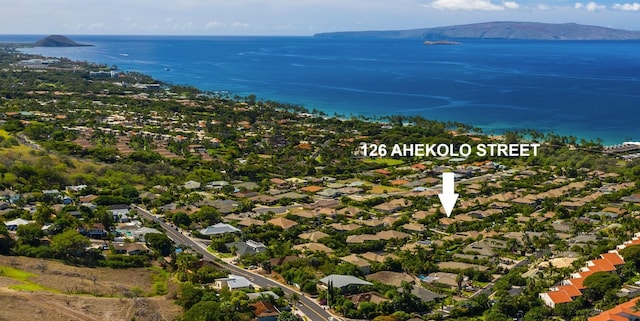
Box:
left=0, top=256, right=182, bottom=321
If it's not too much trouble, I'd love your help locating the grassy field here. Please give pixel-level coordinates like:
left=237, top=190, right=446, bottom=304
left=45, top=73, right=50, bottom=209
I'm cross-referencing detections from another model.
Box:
left=0, top=129, right=10, bottom=139
left=0, top=138, right=105, bottom=180
left=0, top=256, right=182, bottom=321
left=0, top=265, right=55, bottom=292
left=363, top=158, right=405, bottom=166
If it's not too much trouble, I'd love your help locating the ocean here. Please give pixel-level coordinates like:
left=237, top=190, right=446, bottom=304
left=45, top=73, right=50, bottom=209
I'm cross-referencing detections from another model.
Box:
left=5, top=34, right=640, bottom=144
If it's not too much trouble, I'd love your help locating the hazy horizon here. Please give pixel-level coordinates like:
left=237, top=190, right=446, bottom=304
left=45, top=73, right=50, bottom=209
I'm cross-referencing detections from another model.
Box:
left=2, top=0, right=640, bottom=36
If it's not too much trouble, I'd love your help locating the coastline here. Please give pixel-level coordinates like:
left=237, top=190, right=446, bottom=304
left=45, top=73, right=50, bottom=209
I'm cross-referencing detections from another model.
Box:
left=14, top=36, right=639, bottom=146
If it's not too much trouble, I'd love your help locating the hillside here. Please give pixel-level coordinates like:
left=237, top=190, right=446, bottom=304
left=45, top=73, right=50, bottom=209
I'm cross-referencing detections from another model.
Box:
left=0, top=256, right=181, bottom=321
left=313, top=21, right=640, bottom=40
left=34, top=35, right=91, bottom=47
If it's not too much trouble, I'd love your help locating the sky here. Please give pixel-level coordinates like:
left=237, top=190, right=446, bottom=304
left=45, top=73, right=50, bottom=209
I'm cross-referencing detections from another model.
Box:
left=1, top=0, right=640, bottom=35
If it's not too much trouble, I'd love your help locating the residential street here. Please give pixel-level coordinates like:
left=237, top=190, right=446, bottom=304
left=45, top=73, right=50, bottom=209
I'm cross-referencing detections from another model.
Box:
left=132, top=205, right=333, bottom=321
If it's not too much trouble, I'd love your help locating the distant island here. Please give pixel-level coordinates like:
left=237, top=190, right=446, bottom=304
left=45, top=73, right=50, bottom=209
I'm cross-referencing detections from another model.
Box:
left=423, top=40, right=461, bottom=45
left=33, top=35, right=91, bottom=47
left=314, top=21, right=640, bottom=41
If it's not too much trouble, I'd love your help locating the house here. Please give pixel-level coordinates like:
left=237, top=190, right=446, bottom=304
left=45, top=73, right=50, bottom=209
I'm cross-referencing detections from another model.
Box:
left=299, top=231, right=330, bottom=242
left=42, top=189, right=61, bottom=197
left=539, top=290, right=574, bottom=309
left=346, top=234, right=379, bottom=244
left=292, top=242, right=334, bottom=254
left=183, top=180, right=201, bottom=190
left=422, top=272, right=460, bottom=288
left=318, top=274, right=373, bottom=291
left=214, top=274, right=253, bottom=290
left=80, top=223, right=108, bottom=239
left=236, top=218, right=265, bottom=227
left=199, top=223, right=241, bottom=236
left=373, top=198, right=412, bottom=214
left=376, top=230, right=410, bottom=241
left=366, top=271, right=414, bottom=287
left=269, top=178, right=288, bottom=188
left=316, top=188, right=342, bottom=198
left=347, top=292, right=389, bottom=306
left=588, top=297, right=640, bottom=321
left=133, top=227, right=162, bottom=241
left=113, top=243, right=149, bottom=255
left=65, top=185, right=88, bottom=193
left=226, top=240, right=267, bottom=256
left=110, top=208, right=130, bottom=223
left=267, top=217, right=298, bottom=230
left=250, top=301, right=280, bottom=321
left=300, top=185, right=323, bottom=193
left=79, top=194, right=99, bottom=204
left=246, top=291, right=281, bottom=301
left=340, top=254, right=372, bottom=275
left=402, top=285, right=445, bottom=303
left=126, top=243, right=149, bottom=255
left=4, top=218, right=32, bottom=231
left=360, top=252, right=398, bottom=263
left=330, top=223, right=361, bottom=232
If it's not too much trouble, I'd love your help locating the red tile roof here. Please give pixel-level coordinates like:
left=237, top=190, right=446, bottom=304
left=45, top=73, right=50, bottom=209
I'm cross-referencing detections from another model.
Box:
left=601, top=252, right=625, bottom=266
left=545, top=291, right=573, bottom=304
left=569, top=271, right=594, bottom=289
left=589, top=297, right=640, bottom=321
left=588, top=259, right=617, bottom=272
left=556, top=285, right=582, bottom=298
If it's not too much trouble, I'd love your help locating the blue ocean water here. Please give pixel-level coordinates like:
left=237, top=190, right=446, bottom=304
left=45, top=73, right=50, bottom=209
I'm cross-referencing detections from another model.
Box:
left=5, top=34, right=640, bottom=144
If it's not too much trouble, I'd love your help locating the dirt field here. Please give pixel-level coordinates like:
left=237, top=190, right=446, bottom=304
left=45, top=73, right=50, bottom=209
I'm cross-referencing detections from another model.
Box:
left=0, top=255, right=183, bottom=321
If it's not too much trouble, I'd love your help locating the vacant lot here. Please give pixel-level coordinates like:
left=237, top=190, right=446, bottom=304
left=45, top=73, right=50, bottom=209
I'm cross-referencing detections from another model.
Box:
left=0, top=255, right=182, bottom=321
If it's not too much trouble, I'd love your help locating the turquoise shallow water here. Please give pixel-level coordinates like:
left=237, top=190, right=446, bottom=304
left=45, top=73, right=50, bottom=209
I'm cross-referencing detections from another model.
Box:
left=6, top=35, right=640, bottom=144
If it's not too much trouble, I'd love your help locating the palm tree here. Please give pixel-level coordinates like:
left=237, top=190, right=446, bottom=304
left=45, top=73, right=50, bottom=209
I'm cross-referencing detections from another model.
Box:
left=288, top=292, right=300, bottom=311
left=456, top=273, right=464, bottom=295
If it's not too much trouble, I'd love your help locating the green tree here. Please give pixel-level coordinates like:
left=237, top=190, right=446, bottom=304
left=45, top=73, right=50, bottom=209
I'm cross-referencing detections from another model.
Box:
left=16, top=223, right=44, bottom=246
left=92, top=206, right=115, bottom=230
left=620, top=245, right=640, bottom=270
left=277, top=311, right=298, bottom=321
left=172, top=212, right=192, bottom=228
left=32, top=205, right=55, bottom=225
left=0, top=224, right=14, bottom=255
left=582, top=271, right=621, bottom=301
left=50, top=229, right=90, bottom=259
left=193, top=206, right=221, bottom=226
left=176, top=282, right=204, bottom=309
left=145, top=233, right=173, bottom=256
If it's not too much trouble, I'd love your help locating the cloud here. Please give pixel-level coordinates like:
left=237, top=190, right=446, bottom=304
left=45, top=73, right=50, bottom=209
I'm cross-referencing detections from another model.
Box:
left=503, top=1, right=520, bottom=9
left=205, top=21, right=223, bottom=29
left=536, top=3, right=551, bottom=10
left=230, top=22, right=250, bottom=29
left=574, top=1, right=606, bottom=11
left=430, top=0, right=506, bottom=10
left=612, top=2, right=640, bottom=10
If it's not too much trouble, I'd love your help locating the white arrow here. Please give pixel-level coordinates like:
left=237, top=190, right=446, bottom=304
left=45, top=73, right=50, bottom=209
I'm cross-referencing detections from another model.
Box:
left=438, top=172, right=459, bottom=217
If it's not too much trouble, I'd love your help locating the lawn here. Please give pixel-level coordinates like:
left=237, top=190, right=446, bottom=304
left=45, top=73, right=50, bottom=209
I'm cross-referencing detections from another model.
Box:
left=0, top=265, right=55, bottom=292
left=0, top=265, right=36, bottom=281
left=207, top=247, right=235, bottom=259
left=363, top=158, right=405, bottom=166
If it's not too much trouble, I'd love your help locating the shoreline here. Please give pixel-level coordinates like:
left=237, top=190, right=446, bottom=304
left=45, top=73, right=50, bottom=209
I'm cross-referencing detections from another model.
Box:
left=14, top=40, right=633, bottom=146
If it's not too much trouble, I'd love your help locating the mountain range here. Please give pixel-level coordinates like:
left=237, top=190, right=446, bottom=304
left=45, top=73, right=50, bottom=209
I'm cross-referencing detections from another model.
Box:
left=313, top=21, right=640, bottom=40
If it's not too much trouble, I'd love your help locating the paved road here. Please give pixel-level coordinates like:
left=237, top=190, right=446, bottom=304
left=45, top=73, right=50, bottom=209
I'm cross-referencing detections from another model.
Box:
left=131, top=205, right=333, bottom=321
